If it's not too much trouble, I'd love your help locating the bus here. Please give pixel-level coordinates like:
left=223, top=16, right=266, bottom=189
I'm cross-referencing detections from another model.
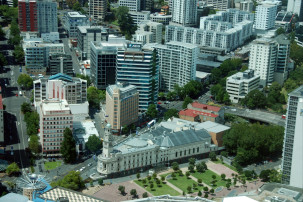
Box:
left=147, top=119, right=156, bottom=128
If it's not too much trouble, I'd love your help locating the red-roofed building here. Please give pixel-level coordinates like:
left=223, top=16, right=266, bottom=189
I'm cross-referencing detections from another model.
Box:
left=180, top=102, right=225, bottom=123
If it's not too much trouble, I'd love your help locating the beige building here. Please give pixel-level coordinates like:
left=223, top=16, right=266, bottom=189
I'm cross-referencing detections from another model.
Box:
left=105, top=83, right=139, bottom=131
left=40, top=99, right=73, bottom=157
left=89, top=0, right=107, bottom=21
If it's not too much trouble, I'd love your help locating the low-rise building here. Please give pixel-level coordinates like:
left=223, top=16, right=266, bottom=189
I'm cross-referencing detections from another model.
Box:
left=133, top=20, right=163, bottom=44
left=97, top=123, right=215, bottom=177
left=41, top=32, right=59, bottom=43
left=39, top=99, right=73, bottom=157
left=226, top=69, right=260, bottom=103
left=129, top=11, right=151, bottom=25
left=48, top=54, right=73, bottom=76
left=64, top=12, right=88, bottom=38
left=150, top=13, right=172, bottom=25
left=105, top=83, right=139, bottom=131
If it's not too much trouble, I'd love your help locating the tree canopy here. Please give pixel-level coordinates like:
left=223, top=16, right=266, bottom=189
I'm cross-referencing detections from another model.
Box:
left=87, top=86, right=105, bottom=109
left=51, top=171, right=85, bottom=190
left=17, top=74, right=33, bottom=90
left=182, top=96, right=193, bottom=109
left=223, top=123, right=284, bottom=165
left=241, top=89, right=267, bottom=109
left=29, top=135, right=40, bottom=154
left=146, top=104, right=158, bottom=119
left=13, top=45, right=25, bottom=64
left=21, top=102, right=32, bottom=114
left=6, top=162, right=20, bottom=176
left=0, top=53, right=7, bottom=68
left=164, top=108, right=179, bottom=120
left=24, top=111, right=39, bottom=136
left=60, top=128, right=77, bottom=163
left=85, top=135, right=102, bottom=153
left=114, top=6, right=136, bottom=40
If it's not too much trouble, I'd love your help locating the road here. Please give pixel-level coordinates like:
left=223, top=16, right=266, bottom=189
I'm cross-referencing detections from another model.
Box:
left=61, top=37, right=82, bottom=75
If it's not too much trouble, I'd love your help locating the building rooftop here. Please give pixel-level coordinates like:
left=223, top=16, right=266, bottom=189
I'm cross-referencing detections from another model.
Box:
left=0, top=193, right=29, bottom=202
left=289, top=85, right=303, bottom=98
left=49, top=73, right=73, bottom=82
left=67, top=11, right=86, bottom=18
left=179, top=109, right=218, bottom=118
left=77, top=26, right=104, bottom=34
left=191, top=102, right=221, bottom=112
left=275, top=34, right=290, bottom=45
left=227, top=69, right=259, bottom=84
left=196, top=71, right=211, bottom=79
left=41, top=100, right=70, bottom=113
left=73, top=120, right=99, bottom=143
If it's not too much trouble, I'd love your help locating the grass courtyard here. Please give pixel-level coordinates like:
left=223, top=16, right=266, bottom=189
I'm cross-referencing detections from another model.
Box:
left=44, top=161, right=62, bottom=170
left=166, top=173, right=198, bottom=193
left=134, top=179, right=180, bottom=196
left=191, top=170, right=227, bottom=188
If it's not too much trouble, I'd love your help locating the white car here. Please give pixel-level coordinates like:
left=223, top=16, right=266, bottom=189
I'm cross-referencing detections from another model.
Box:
left=79, top=167, right=85, bottom=172
left=88, top=163, right=92, bottom=167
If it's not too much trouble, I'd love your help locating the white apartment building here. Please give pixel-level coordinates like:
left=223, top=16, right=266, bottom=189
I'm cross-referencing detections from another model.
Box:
left=89, top=0, right=107, bottom=21
left=97, top=123, right=214, bottom=177
left=205, top=0, right=230, bottom=11
left=287, top=0, right=303, bottom=21
left=64, top=12, right=88, bottom=38
left=133, top=21, right=163, bottom=44
left=240, top=1, right=253, bottom=12
left=281, top=86, right=303, bottom=188
left=33, top=73, right=87, bottom=107
left=255, top=4, right=277, bottom=30
left=156, top=41, right=198, bottom=91
left=90, top=38, right=128, bottom=89
left=77, top=26, right=109, bottom=60
left=150, top=13, right=172, bottom=25
left=37, top=0, right=58, bottom=34
left=226, top=69, right=260, bottom=103
left=119, top=0, right=141, bottom=12
left=172, top=0, right=197, bottom=27
left=166, top=9, right=253, bottom=52
left=129, top=11, right=151, bottom=25
left=40, top=99, right=73, bottom=157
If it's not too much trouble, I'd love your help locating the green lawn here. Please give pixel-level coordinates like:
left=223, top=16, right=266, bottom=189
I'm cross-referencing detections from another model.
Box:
left=167, top=174, right=198, bottom=192
left=111, top=20, right=119, bottom=26
left=44, top=161, right=62, bottom=170
left=134, top=180, right=180, bottom=196
left=191, top=170, right=227, bottom=188
left=212, top=160, right=238, bottom=172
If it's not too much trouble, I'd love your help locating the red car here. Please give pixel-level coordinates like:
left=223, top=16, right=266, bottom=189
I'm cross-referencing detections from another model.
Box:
left=158, top=102, right=162, bottom=104
left=16, top=94, right=18, bottom=97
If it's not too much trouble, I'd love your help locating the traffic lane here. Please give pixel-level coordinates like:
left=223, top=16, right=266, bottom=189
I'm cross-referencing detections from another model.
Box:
left=62, top=38, right=81, bottom=74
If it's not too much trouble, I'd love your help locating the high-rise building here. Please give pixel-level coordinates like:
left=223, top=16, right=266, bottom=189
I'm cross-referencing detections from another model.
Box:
left=141, top=0, right=153, bottom=11
left=240, top=1, right=253, bottom=12
left=281, top=86, right=303, bottom=188
left=287, top=0, right=303, bottom=21
left=133, top=20, right=163, bottom=44
left=90, top=38, right=128, bottom=89
left=89, top=0, right=107, bottom=21
left=33, top=73, right=87, bottom=107
left=77, top=26, right=109, bottom=60
left=37, top=0, right=58, bottom=34
left=64, top=12, right=88, bottom=38
left=49, top=54, right=74, bottom=76
left=18, top=0, right=38, bottom=32
left=206, top=0, right=231, bottom=11
left=39, top=99, right=73, bottom=157
left=105, top=83, right=139, bottom=131
left=156, top=41, right=198, bottom=91
left=116, top=44, right=159, bottom=111
left=172, top=0, right=197, bottom=27
left=119, top=0, right=141, bottom=12
left=255, top=4, right=277, bottom=30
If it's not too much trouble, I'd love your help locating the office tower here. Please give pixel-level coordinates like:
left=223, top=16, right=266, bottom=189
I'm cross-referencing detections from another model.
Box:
left=129, top=11, right=151, bottom=25
left=141, top=0, right=153, bottom=11
left=287, top=0, right=303, bottom=21
left=89, top=0, right=107, bottom=21
left=77, top=26, right=109, bottom=60
left=64, top=12, right=88, bottom=38
left=255, top=4, right=277, bottom=30
left=133, top=20, right=163, bottom=44
left=18, top=0, right=38, bottom=32
left=49, top=54, right=73, bottom=76
left=226, top=70, right=260, bottom=103
left=37, top=0, right=58, bottom=34
left=119, top=0, right=141, bottom=12
left=39, top=99, right=73, bottom=157
left=105, top=83, right=139, bottom=131
left=172, top=0, right=197, bottom=27
left=206, top=0, right=231, bottom=11
left=156, top=41, right=198, bottom=91
left=116, top=44, right=159, bottom=111
left=90, top=38, right=127, bottom=89
left=281, top=86, right=303, bottom=188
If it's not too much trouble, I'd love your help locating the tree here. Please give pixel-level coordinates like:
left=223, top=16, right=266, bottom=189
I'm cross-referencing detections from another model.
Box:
left=198, top=190, right=202, bottom=196
left=76, top=74, right=92, bottom=86
left=85, top=135, right=102, bottom=153
left=186, top=171, right=190, bottom=178
left=221, top=174, right=226, bottom=181
left=115, top=6, right=136, bottom=39
left=187, top=185, right=192, bottom=193
left=142, top=192, right=148, bottom=198
left=259, top=169, right=272, bottom=182
left=17, top=74, right=33, bottom=90
left=24, top=111, right=39, bottom=136
left=29, top=135, right=40, bottom=154
left=118, top=185, right=125, bottom=195
left=158, top=92, right=166, bottom=100
left=172, top=162, right=179, bottom=171
left=161, top=175, right=165, bottom=182
left=21, top=102, right=32, bottom=114
left=13, top=46, right=25, bottom=64
left=6, top=163, right=20, bottom=176
left=87, top=86, right=105, bottom=109
left=198, top=178, right=202, bottom=184
left=164, top=109, right=179, bottom=120
left=156, top=178, right=161, bottom=187
left=226, top=183, right=231, bottom=189
left=166, top=91, right=177, bottom=101
left=0, top=53, right=7, bottom=68
left=152, top=173, right=157, bottom=179
left=196, top=162, right=207, bottom=173
left=50, top=171, right=84, bottom=190
left=193, top=183, right=197, bottom=189
left=210, top=188, right=214, bottom=194
left=204, top=193, right=209, bottom=198
left=98, top=178, right=103, bottom=185
left=130, top=189, right=137, bottom=198
left=182, top=96, right=193, bottom=109
left=136, top=173, right=140, bottom=180
left=171, top=172, right=176, bottom=179
left=241, top=89, right=267, bottom=109
left=188, top=157, right=196, bottom=166
left=220, top=151, right=228, bottom=158
left=142, top=178, right=147, bottom=184
left=276, top=27, right=285, bottom=35
left=60, top=128, right=77, bottom=163
left=209, top=151, right=217, bottom=161
left=146, top=104, right=158, bottom=119
left=149, top=183, right=154, bottom=190
left=203, top=186, right=208, bottom=192
left=188, top=164, right=195, bottom=173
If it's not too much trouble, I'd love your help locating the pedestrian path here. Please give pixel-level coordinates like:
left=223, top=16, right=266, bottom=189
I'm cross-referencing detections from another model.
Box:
left=164, top=179, right=182, bottom=194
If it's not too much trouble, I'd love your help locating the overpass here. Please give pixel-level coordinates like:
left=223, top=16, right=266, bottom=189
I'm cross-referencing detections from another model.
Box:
left=225, top=108, right=286, bottom=127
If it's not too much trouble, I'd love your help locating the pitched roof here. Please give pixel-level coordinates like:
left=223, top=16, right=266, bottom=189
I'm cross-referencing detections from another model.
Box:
left=191, top=102, right=221, bottom=112
left=179, top=109, right=218, bottom=118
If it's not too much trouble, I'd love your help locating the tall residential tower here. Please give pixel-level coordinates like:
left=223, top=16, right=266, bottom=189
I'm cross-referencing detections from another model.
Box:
left=171, top=0, right=197, bottom=27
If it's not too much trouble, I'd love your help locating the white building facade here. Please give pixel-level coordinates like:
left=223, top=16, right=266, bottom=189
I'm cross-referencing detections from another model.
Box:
left=64, top=12, right=88, bottom=38
left=89, top=0, right=107, bottom=21
left=226, top=69, right=260, bottom=103
left=171, top=0, right=197, bottom=27
left=287, top=0, right=303, bottom=21
left=119, top=0, right=141, bottom=12
left=130, top=11, right=151, bottom=25
left=156, top=41, right=198, bottom=91
left=205, top=0, right=230, bottom=11
left=281, top=86, right=303, bottom=188
left=255, top=4, right=277, bottom=30
left=133, top=21, right=163, bottom=44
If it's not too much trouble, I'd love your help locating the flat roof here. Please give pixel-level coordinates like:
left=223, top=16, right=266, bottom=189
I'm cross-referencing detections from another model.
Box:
left=67, top=11, right=86, bottom=18
left=196, top=71, right=211, bottom=79
left=191, top=102, right=221, bottom=112
left=78, top=26, right=103, bottom=34
left=41, top=100, right=70, bottom=113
